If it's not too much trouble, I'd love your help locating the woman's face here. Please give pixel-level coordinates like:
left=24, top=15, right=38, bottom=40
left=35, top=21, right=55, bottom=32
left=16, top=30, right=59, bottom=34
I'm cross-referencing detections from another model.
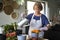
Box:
left=34, top=5, right=40, bottom=13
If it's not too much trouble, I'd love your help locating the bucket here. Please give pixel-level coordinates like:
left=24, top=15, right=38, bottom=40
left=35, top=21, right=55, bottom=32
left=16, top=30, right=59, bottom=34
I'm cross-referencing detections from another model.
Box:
left=31, top=33, right=38, bottom=38
left=17, top=34, right=26, bottom=40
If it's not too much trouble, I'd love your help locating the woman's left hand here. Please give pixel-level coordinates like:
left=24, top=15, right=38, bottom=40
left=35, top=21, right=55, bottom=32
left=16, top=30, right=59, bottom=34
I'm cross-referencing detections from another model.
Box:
left=40, top=27, right=48, bottom=31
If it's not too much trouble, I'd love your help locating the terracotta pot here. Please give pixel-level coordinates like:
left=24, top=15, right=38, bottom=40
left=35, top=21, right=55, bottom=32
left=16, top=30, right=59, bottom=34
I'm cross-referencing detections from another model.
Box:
left=6, top=32, right=16, bottom=37
left=9, top=32, right=16, bottom=37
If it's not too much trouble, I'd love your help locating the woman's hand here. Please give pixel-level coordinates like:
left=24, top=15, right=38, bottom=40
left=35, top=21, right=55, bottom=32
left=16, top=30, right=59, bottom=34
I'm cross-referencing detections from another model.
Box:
left=40, top=27, right=48, bottom=31
left=40, top=24, right=50, bottom=31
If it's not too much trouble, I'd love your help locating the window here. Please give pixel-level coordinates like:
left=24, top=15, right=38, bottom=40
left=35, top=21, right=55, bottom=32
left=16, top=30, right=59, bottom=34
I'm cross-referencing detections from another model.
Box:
left=27, top=1, right=45, bottom=15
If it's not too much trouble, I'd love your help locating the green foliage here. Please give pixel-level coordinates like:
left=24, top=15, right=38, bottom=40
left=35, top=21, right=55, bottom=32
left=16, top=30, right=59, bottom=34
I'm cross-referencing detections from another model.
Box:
left=2, top=22, right=18, bottom=40
left=6, top=36, right=17, bottom=40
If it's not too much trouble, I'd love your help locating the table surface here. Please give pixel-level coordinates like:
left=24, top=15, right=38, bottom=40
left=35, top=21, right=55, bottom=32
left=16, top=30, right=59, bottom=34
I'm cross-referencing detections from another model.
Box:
left=17, top=35, right=48, bottom=40
left=27, top=38, right=48, bottom=40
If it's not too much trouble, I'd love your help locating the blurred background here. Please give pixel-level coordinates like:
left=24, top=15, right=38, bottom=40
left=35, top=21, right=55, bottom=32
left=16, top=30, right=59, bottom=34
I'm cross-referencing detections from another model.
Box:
left=0, top=0, right=60, bottom=40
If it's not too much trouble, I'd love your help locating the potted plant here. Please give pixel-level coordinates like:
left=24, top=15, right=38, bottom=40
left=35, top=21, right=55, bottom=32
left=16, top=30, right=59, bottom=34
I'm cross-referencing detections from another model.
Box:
left=2, top=22, right=18, bottom=40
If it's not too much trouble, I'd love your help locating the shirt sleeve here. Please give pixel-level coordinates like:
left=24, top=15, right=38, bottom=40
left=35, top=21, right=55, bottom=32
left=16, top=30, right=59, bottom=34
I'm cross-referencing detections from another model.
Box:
left=43, top=15, right=49, bottom=26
